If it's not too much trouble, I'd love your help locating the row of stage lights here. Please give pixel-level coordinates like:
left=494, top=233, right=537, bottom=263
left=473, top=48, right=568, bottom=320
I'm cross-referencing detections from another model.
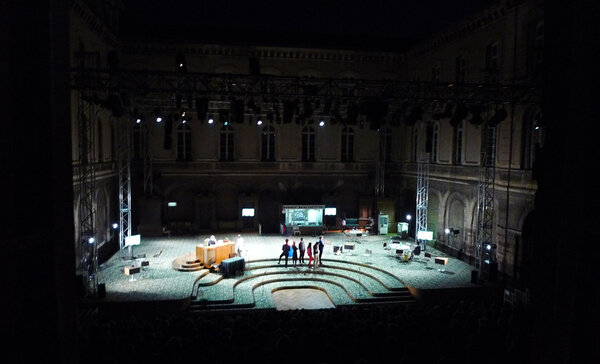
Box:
left=135, top=112, right=327, bottom=127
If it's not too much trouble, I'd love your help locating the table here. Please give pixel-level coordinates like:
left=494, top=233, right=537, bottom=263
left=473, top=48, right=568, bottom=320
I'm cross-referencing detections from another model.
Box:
left=196, top=241, right=236, bottom=267
left=220, top=257, right=245, bottom=277
left=390, top=243, right=411, bottom=254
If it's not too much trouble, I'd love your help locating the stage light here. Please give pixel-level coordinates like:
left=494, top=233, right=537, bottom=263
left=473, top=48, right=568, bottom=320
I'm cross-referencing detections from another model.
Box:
left=406, top=214, right=412, bottom=221
left=182, top=119, right=187, bottom=124
left=88, top=237, right=95, bottom=244
left=156, top=116, right=162, bottom=123
left=112, top=223, right=118, bottom=229
left=445, top=228, right=451, bottom=234
left=136, top=118, right=141, bottom=124
left=319, top=120, right=325, bottom=127
left=224, top=121, right=229, bottom=126
left=257, top=118, right=263, bottom=125
left=208, top=115, right=214, bottom=124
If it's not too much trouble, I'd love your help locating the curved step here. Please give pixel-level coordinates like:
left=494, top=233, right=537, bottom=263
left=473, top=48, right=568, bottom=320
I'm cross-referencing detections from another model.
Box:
left=189, top=266, right=415, bottom=311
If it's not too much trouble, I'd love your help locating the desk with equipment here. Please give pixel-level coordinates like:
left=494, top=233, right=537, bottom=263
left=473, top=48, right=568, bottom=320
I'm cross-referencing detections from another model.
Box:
left=196, top=239, right=236, bottom=268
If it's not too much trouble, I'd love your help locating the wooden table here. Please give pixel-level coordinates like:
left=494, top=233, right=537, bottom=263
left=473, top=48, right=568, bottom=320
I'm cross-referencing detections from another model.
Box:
left=196, top=241, right=236, bottom=267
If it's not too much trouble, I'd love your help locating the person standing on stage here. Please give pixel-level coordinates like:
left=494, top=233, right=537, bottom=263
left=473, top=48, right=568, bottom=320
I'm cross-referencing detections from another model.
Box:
left=298, top=237, right=306, bottom=264
left=292, top=241, right=298, bottom=267
left=317, top=236, right=325, bottom=266
left=307, top=242, right=314, bottom=268
left=312, top=241, right=319, bottom=267
left=236, top=234, right=245, bottom=258
left=278, top=238, right=290, bottom=267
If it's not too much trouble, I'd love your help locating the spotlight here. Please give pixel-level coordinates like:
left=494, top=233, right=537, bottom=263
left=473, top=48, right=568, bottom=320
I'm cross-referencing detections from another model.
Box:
left=156, top=116, right=162, bottom=123
left=208, top=115, right=214, bottom=124
left=136, top=118, right=141, bottom=124
left=257, top=118, right=263, bottom=125
left=88, top=237, right=95, bottom=244
left=319, top=119, right=325, bottom=127
left=445, top=228, right=451, bottom=234
left=485, top=243, right=492, bottom=251
left=112, top=223, right=119, bottom=229
left=224, top=121, right=229, bottom=126
left=406, top=214, right=412, bottom=221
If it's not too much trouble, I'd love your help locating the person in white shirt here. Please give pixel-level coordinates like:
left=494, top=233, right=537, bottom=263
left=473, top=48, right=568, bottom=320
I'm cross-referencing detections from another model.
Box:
left=236, top=234, right=245, bottom=258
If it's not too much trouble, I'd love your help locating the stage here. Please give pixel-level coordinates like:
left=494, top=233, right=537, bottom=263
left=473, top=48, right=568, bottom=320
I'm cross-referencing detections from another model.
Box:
left=95, top=232, right=480, bottom=310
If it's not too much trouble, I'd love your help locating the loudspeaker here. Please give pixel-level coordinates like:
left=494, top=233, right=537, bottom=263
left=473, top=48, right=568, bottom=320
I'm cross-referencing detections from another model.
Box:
left=333, top=246, right=341, bottom=253
left=424, top=252, right=432, bottom=258
left=97, top=283, right=106, bottom=298
left=141, top=260, right=149, bottom=267
left=471, top=270, right=478, bottom=284
left=124, top=266, right=141, bottom=275
left=434, top=257, right=448, bottom=265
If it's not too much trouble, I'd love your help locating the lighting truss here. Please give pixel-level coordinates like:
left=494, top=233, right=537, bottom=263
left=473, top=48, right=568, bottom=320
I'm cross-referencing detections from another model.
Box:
left=415, top=121, right=430, bottom=250
left=475, top=124, right=497, bottom=273
left=117, top=117, right=132, bottom=250
left=77, top=92, right=98, bottom=297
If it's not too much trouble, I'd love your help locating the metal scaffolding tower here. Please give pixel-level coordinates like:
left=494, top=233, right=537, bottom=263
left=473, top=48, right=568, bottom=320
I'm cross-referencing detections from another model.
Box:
left=117, top=117, right=132, bottom=249
left=415, top=122, right=430, bottom=250
left=77, top=93, right=98, bottom=297
left=475, top=124, right=497, bottom=273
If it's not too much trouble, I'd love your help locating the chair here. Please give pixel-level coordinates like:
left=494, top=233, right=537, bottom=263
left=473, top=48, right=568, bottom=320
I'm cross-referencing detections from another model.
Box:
left=395, top=249, right=404, bottom=259
left=292, top=224, right=301, bottom=236
left=412, top=245, right=422, bottom=261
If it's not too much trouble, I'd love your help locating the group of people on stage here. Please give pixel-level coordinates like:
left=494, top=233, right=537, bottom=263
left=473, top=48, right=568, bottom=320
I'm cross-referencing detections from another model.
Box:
left=278, top=236, right=324, bottom=268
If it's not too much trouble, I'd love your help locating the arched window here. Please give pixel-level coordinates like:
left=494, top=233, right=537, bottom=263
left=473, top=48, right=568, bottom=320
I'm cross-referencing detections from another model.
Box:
left=220, top=124, right=235, bottom=161
left=454, top=120, right=464, bottom=165
left=176, top=123, right=192, bottom=161
left=341, top=127, right=354, bottom=162
left=302, top=125, right=315, bottom=161
left=261, top=125, right=276, bottom=161
left=132, top=123, right=146, bottom=161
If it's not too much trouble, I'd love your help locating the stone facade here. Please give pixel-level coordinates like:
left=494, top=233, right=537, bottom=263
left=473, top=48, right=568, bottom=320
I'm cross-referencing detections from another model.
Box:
left=70, top=0, right=543, bottom=280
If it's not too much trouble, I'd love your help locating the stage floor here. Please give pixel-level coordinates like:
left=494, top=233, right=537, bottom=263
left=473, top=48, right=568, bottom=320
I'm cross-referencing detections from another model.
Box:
left=96, top=233, right=478, bottom=308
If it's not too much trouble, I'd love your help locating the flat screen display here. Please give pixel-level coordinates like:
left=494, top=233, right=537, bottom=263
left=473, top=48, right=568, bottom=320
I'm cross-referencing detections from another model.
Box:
left=324, top=207, right=337, bottom=216
left=417, top=230, right=433, bottom=240
left=242, top=208, right=255, bottom=217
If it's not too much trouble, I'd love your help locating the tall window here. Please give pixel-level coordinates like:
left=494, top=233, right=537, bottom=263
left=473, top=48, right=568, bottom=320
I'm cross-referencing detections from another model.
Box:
left=412, top=126, right=419, bottom=161
left=524, top=110, right=543, bottom=169
left=176, top=123, right=192, bottom=161
left=454, top=120, right=464, bottom=165
left=261, top=125, right=276, bottom=161
left=430, top=123, right=439, bottom=163
left=485, top=41, right=500, bottom=83
left=220, top=124, right=235, bottom=161
left=301, top=126, right=315, bottom=161
left=380, top=127, right=392, bottom=162
left=431, top=64, right=441, bottom=83
left=132, top=123, right=146, bottom=161
left=529, top=20, right=544, bottom=75
left=455, top=55, right=466, bottom=83
left=97, top=118, right=103, bottom=162
left=341, top=127, right=355, bottom=162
